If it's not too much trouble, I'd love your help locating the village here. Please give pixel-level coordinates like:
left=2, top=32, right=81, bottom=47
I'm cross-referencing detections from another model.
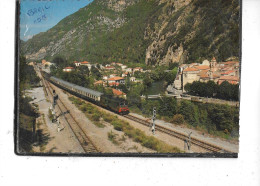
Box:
left=38, top=56, right=240, bottom=101
left=39, top=59, right=150, bottom=99
left=169, top=57, right=240, bottom=95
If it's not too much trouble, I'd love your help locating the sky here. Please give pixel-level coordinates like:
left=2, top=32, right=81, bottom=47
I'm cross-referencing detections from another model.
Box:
left=20, top=0, right=94, bottom=41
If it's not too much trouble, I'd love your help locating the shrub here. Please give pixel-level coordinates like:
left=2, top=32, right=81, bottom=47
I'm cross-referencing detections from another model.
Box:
left=80, top=104, right=88, bottom=112
left=172, top=114, right=185, bottom=125
left=103, top=113, right=115, bottom=123
left=91, top=113, right=101, bottom=121
left=112, top=120, right=123, bottom=131
left=108, top=131, right=118, bottom=145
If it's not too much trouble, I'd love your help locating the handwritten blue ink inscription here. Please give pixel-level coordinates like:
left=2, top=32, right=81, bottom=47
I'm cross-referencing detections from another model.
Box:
left=27, top=5, right=50, bottom=24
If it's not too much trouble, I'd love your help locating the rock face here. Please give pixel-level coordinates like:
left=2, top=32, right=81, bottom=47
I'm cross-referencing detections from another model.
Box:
left=22, top=0, right=240, bottom=65
left=105, top=0, right=139, bottom=12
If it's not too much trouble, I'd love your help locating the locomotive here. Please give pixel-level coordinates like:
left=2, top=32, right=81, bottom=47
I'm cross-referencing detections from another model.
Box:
left=47, top=75, right=129, bottom=115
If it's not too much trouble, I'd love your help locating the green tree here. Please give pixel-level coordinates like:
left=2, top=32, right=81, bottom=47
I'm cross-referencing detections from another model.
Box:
left=52, top=56, right=68, bottom=68
left=143, top=73, right=153, bottom=90
left=79, top=65, right=90, bottom=76
left=158, top=96, right=177, bottom=117
left=178, top=100, right=199, bottom=126
left=165, top=67, right=178, bottom=85
left=91, top=65, right=101, bottom=80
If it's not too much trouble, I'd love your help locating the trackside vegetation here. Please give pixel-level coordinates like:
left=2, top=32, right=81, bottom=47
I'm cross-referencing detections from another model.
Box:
left=69, top=96, right=182, bottom=153
left=130, top=97, right=239, bottom=140
left=18, top=56, right=40, bottom=152
left=184, top=80, right=239, bottom=101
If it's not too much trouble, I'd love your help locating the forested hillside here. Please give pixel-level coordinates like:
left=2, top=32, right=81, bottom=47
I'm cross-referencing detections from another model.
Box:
left=22, top=0, right=240, bottom=65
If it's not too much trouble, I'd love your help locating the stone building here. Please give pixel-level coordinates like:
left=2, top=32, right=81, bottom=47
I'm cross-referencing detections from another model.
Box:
left=172, top=57, right=239, bottom=93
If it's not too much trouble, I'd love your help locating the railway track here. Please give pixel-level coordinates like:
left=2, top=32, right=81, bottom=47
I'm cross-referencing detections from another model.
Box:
left=38, top=68, right=100, bottom=153
left=124, top=115, right=232, bottom=153
left=39, top=68, right=234, bottom=153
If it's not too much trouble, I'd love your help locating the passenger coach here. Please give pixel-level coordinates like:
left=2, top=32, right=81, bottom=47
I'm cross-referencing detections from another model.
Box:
left=50, top=76, right=103, bottom=102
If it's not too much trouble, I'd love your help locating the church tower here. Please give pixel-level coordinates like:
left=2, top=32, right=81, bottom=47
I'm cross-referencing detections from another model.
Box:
left=210, top=57, right=217, bottom=72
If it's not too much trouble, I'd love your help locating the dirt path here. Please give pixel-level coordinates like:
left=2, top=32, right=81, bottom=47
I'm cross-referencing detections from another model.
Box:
left=26, top=87, right=84, bottom=153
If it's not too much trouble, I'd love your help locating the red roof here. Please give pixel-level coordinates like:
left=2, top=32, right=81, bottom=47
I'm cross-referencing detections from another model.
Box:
left=109, top=82, right=120, bottom=86
left=81, top=61, right=89, bottom=64
left=94, top=80, right=104, bottom=85
left=194, top=65, right=210, bottom=70
left=221, top=70, right=235, bottom=75
left=224, top=61, right=239, bottom=64
left=183, top=67, right=199, bottom=72
left=108, top=77, right=124, bottom=81
left=200, top=74, right=209, bottom=78
left=112, top=89, right=126, bottom=96
left=219, top=76, right=239, bottom=81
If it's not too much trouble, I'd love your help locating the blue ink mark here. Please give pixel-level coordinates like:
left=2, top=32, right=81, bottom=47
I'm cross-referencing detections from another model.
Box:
left=33, top=14, right=48, bottom=24
left=45, top=5, right=50, bottom=9
left=27, top=5, right=51, bottom=17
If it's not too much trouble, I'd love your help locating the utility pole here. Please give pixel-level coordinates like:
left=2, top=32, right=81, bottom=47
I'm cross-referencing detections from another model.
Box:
left=51, top=90, right=59, bottom=123
left=184, top=132, right=192, bottom=151
left=152, top=107, right=156, bottom=135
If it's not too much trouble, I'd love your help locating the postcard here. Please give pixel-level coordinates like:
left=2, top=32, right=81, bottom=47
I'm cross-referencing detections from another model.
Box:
left=16, top=0, right=241, bottom=157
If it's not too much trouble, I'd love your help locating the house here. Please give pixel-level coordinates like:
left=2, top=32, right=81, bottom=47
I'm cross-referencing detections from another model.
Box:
left=63, top=67, right=75, bottom=72
left=221, top=70, right=236, bottom=76
left=111, top=62, right=116, bottom=66
left=109, top=82, right=120, bottom=87
left=130, top=77, right=136, bottom=82
left=125, top=68, right=133, bottom=73
left=193, top=65, right=210, bottom=71
left=109, top=74, right=117, bottom=78
left=94, top=80, right=104, bottom=86
left=133, top=67, right=143, bottom=73
left=116, top=63, right=123, bottom=66
left=122, top=72, right=130, bottom=78
left=103, top=76, right=108, bottom=81
left=108, top=76, right=125, bottom=85
left=173, top=57, right=240, bottom=93
left=80, top=61, right=89, bottom=66
left=121, top=65, right=127, bottom=70
left=74, top=61, right=81, bottom=67
left=188, top=63, right=199, bottom=68
left=112, top=88, right=126, bottom=98
left=218, top=76, right=239, bottom=85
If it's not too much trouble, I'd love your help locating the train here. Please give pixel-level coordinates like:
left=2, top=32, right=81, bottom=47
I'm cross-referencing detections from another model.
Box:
left=43, top=72, right=129, bottom=115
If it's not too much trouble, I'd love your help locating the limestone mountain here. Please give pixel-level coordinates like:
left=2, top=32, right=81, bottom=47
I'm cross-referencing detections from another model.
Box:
left=22, top=0, right=240, bottom=66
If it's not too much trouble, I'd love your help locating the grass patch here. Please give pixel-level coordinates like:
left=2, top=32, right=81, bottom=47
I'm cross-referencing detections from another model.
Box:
left=93, top=121, right=105, bottom=128
left=108, top=131, right=119, bottom=145
left=48, top=108, right=54, bottom=121
left=69, top=96, right=105, bottom=128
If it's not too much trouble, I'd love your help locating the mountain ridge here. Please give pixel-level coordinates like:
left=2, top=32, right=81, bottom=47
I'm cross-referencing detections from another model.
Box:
left=22, top=0, right=240, bottom=65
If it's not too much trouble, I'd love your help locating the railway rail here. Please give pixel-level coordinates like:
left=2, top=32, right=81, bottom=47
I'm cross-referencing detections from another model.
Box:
left=124, top=115, right=233, bottom=153
left=39, top=67, right=234, bottom=153
left=38, top=67, right=100, bottom=153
